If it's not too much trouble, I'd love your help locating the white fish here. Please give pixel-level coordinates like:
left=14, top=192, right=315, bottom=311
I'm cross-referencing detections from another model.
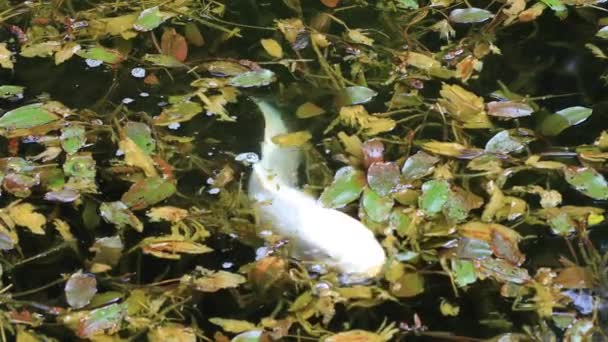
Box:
left=248, top=98, right=386, bottom=283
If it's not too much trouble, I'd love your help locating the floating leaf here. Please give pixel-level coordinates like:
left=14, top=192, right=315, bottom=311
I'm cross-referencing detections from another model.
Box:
left=143, top=53, right=183, bottom=67
left=133, top=7, right=171, bottom=32
left=347, top=29, right=374, bottom=46
left=597, top=26, right=608, bottom=39
left=0, top=85, right=24, bottom=99
left=0, top=103, right=60, bottom=131
left=124, top=121, right=155, bottom=155
left=55, top=42, right=81, bottom=65
left=63, top=153, right=96, bottom=179
left=182, top=267, right=246, bottom=292
left=65, top=271, right=97, bottom=309
left=20, top=41, right=61, bottom=58
left=449, top=8, right=494, bottom=24
left=336, top=86, right=377, bottom=106
left=60, top=125, right=86, bottom=154
left=119, top=137, right=158, bottom=177
left=367, top=162, right=400, bottom=196
left=260, top=38, right=283, bottom=58
left=184, top=22, right=205, bottom=47
left=564, top=166, right=608, bottom=200
left=141, top=236, right=212, bottom=259
left=402, top=151, right=439, bottom=181
left=451, top=259, right=477, bottom=287
left=121, top=176, right=176, bottom=210
left=161, top=28, right=188, bottom=62
left=90, top=236, right=123, bottom=269
left=209, top=318, right=256, bottom=334
left=361, top=188, right=394, bottom=222
left=438, top=84, right=491, bottom=129
left=419, top=180, right=449, bottom=216
left=0, top=43, right=14, bottom=69
left=148, top=324, right=196, bottom=342
left=475, top=258, right=531, bottom=284
left=390, top=272, right=425, bottom=297
left=296, top=102, right=326, bottom=118
left=540, top=0, right=566, bottom=12
left=229, top=69, right=276, bottom=88
left=271, top=130, right=312, bottom=147
left=539, top=106, right=592, bottom=136
left=147, top=206, right=189, bottom=223
left=76, top=47, right=124, bottom=64
left=336, top=105, right=395, bottom=136
left=421, top=141, right=483, bottom=159
left=201, top=61, right=250, bottom=77
left=77, top=303, right=126, bottom=338
left=319, top=166, right=366, bottom=208
left=153, top=101, right=203, bottom=126
left=100, top=201, right=143, bottom=232
left=485, top=130, right=525, bottom=154
left=487, top=101, right=533, bottom=118
left=8, top=202, right=46, bottom=235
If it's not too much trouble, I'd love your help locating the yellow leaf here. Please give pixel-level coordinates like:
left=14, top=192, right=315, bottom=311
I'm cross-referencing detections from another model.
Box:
left=55, top=42, right=81, bottom=65
left=525, top=155, right=566, bottom=170
left=260, top=38, right=283, bottom=58
left=141, top=236, right=212, bottom=259
left=296, top=102, right=326, bottom=118
left=53, top=218, right=75, bottom=241
left=119, top=137, right=158, bottom=177
left=421, top=140, right=483, bottom=159
left=8, top=203, right=46, bottom=235
left=438, top=83, right=491, bottom=128
left=406, top=52, right=440, bottom=70
left=338, top=105, right=396, bottom=136
left=208, top=318, right=255, bottom=333
left=182, top=268, right=246, bottom=293
left=440, top=299, right=460, bottom=316
left=311, top=32, right=330, bottom=48
left=0, top=43, right=14, bottom=69
left=146, top=206, right=189, bottom=223
left=337, top=132, right=363, bottom=158
left=271, top=130, right=312, bottom=147
left=276, top=18, right=305, bottom=44
left=347, top=29, right=374, bottom=46
left=148, top=324, right=196, bottom=342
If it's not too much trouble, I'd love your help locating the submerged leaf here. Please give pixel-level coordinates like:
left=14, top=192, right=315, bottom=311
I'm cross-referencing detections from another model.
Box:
left=419, top=180, right=450, bottom=216
left=271, top=130, right=312, bottom=147
left=337, top=86, right=377, bottom=106
left=487, top=101, right=533, bottom=118
left=76, top=47, right=123, bottom=64
left=0, top=103, right=60, bottom=131
left=0, top=85, right=24, bottom=99
left=564, top=166, right=608, bottom=200
left=402, top=151, right=439, bottom=181
left=296, top=102, right=326, bottom=118
left=141, top=236, right=212, bottom=259
left=449, top=8, right=494, bottom=23
left=361, top=188, right=394, bottom=222
left=181, top=267, right=246, bottom=292
left=77, top=303, right=126, bottom=338
left=121, top=176, right=176, bottom=210
left=438, top=84, right=491, bottom=128
left=209, top=318, right=256, bottom=334
left=229, top=69, right=276, bottom=88
left=60, top=125, right=86, bottom=154
left=539, top=106, right=592, bottom=136
left=133, top=7, right=171, bottom=32
left=367, top=162, right=400, bottom=196
left=100, top=201, right=143, bottom=232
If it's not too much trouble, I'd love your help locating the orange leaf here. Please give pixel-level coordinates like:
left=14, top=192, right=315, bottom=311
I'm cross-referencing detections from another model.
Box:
left=320, top=0, right=341, bottom=7
left=161, top=28, right=188, bottom=62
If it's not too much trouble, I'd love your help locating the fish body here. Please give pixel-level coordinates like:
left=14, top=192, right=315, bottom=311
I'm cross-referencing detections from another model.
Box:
left=248, top=98, right=386, bottom=282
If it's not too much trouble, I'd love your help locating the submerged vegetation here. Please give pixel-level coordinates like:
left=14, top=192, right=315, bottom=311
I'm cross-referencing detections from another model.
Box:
left=0, top=0, right=607, bottom=340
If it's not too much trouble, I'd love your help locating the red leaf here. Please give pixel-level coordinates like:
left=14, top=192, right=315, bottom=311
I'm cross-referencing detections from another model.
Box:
left=161, top=28, right=188, bottom=62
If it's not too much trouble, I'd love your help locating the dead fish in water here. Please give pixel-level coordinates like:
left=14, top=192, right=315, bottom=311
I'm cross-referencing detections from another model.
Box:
left=248, top=98, right=386, bottom=283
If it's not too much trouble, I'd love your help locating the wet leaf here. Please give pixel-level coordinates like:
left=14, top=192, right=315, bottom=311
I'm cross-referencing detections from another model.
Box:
left=8, top=202, right=46, bottom=235
left=475, top=258, right=531, bottom=284
left=271, top=130, right=312, bottom=147
left=143, top=53, right=183, bottom=67
left=121, top=176, right=176, bottom=210
left=367, top=162, right=400, bottom=196
left=63, top=153, right=96, bottom=179
left=184, top=22, right=205, bottom=47
left=209, top=318, right=256, bottom=334
left=564, top=166, right=608, bottom=200
left=20, top=41, right=61, bottom=58
left=133, top=7, right=171, bottom=32
left=296, top=102, right=326, bottom=118
left=148, top=324, right=196, bottom=342
left=119, top=137, right=158, bottom=177
left=597, top=26, right=608, bottom=39
left=260, top=38, right=283, bottom=58
left=65, top=271, right=97, bottom=309
left=485, top=130, right=525, bottom=154
left=161, top=28, right=188, bottom=62
left=319, top=166, right=366, bottom=208
left=77, top=303, right=126, bottom=338
left=539, top=106, right=592, bottom=136
left=555, top=266, right=593, bottom=289
left=76, top=47, right=124, bottom=64
left=55, top=42, right=81, bottom=65
left=361, top=188, right=394, bottom=222
left=201, top=61, right=250, bottom=77
left=390, top=272, right=425, bottom=297
left=229, top=69, right=277, bottom=88
left=421, top=141, right=483, bottom=159
left=0, top=43, right=14, bottom=69
left=452, top=259, right=477, bottom=287
left=124, top=121, right=155, bottom=155
left=182, top=267, right=246, bottom=292
left=440, top=299, right=460, bottom=316
left=487, top=101, right=534, bottom=118
left=336, top=86, right=377, bottom=106
left=324, top=330, right=384, bottom=342
left=60, top=125, right=86, bottom=154
left=402, top=151, right=439, bottom=181
left=541, top=0, right=566, bottom=12
left=419, top=180, right=450, bottom=216
left=406, top=52, right=440, bottom=70
left=141, top=236, right=212, bottom=259
left=336, top=105, right=395, bottom=136
left=0, top=103, right=60, bottom=131
left=449, top=8, right=494, bottom=24
left=0, top=85, right=24, bottom=99
left=347, top=29, right=374, bottom=46
left=153, top=101, right=203, bottom=125
left=90, top=236, right=123, bottom=269
left=438, top=84, right=491, bottom=128
left=146, top=206, right=188, bottom=223
left=100, top=201, right=143, bottom=232
left=390, top=209, right=414, bottom=237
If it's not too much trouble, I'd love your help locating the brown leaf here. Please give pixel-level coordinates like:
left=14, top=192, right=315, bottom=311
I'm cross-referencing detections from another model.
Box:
left=321, top=0, right=341, bottom=7
left=161, top=28, right=188, bottom=62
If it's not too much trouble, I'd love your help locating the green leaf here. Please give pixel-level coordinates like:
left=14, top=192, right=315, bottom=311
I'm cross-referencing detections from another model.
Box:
left=597, top=26, right=608, bottom=39
left=396, top=0, right=418, bottom=9
left=419, top=179, right=449, bottom=216
left=390, top=272, right=424, bottom=297
left=65, top=270, right=97, bottom=309
left=336, top=86, right=378, bottom=106
left=124, top=122, right=155, bottom=155
left=367, top=162, right=400, bottom=196
left=0, top=103, right=60, bottom=130
left=539, top=106, right=592, bottom=136
left=133, top=7, right=170, bottom=32
left=63, top=153, right=96, bottom=179
left=449, top=8, right=494, bottom=24
left=100, top=201, right=144, bottom=232
left=76, top=47, right=124, bottom=64
left=564, top=166, right=608, bottom=200
left=319, top=166, right=366, bottom=208
left=485, top=130, right=525, bottom=154
left=540, top=0, right=566, bottom=12
left=228, top=69, right=277, bottom=88
left=60, top=125, right=86, bottom=154
left=121, top=176, right=176, bottom=210
left=451, top=259, right=476, bottom=287
left=0, top=85, right=24, bottom=99
left=402, top=151, right=439, bottom=181
left=361, top=188, right=394, bottom=222
left=143, top=53, right=183, bottom=67
left=389, top=209, right=413, bottom=237
left=231, top=331, right=265, bottom=342
left=77, top=303, right=127, bottom=338
left=153, top=101, right=203, bottom=126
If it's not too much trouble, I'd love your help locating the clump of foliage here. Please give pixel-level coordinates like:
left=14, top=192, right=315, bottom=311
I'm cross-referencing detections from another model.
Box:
left=0, top=0, right=607, bottom=341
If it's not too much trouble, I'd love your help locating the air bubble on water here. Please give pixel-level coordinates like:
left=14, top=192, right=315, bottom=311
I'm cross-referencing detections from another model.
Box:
left=235, top=152, right=259, bottom=165
left=85, top=59, right=103, bottom=67
left=168, top=122, right=180, bottom=130
left=208, top=187, right=220, bottom=195
left=122, top=97, right=134, bottom=104
left=131, top=67, right=146, bottom=78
